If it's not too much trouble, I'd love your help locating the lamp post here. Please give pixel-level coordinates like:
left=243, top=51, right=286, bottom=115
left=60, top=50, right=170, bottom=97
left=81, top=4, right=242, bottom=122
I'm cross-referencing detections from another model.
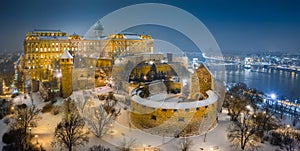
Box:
left=10, top=106, right=14, bottom=114
left=110, top=123, right=113, bottom=134
left=35, top=135, right=39, bottom=144
left=143, top=144, right=146, bottom=151
left=29, top=127, right=32, bottom=136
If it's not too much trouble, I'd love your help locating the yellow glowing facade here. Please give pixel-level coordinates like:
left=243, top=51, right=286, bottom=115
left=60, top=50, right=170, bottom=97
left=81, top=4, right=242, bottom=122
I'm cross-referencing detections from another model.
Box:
left=23, top=30, right=153, bottom=83
left=23, top=30, right=81, bottom=82
left=60, top=51, right=73, bottom=98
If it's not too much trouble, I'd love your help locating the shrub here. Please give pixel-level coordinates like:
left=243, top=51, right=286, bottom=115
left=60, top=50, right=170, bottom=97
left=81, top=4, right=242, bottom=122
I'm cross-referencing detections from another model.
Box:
left=2, top=130, right=18, bottom=144
left=41, top=103, right=54, bottom=113
left=3, top=118, right=10, bottom=125
left=51, top=98, right=57, bottom=104
left=98, top=95, right=106, bottom=100
left=89, top=145, right=111, bottom=151
left=17, top=104, right=27, bottom=109
left=51, top=106, right=60, bottom=115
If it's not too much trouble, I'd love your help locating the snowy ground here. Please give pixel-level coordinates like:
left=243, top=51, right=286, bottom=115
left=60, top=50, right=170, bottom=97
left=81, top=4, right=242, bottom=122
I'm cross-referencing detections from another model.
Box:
left=0, top=89, right=287, bottom=151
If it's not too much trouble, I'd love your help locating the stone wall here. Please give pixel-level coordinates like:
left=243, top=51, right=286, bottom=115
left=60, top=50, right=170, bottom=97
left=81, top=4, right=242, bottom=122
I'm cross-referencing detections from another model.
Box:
left=130, top=99, right=218, bottom=137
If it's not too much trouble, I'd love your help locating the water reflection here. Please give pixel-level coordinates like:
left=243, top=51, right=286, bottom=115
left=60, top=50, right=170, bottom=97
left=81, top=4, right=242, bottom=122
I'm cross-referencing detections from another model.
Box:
left=215, top=69, right=299, bottom=100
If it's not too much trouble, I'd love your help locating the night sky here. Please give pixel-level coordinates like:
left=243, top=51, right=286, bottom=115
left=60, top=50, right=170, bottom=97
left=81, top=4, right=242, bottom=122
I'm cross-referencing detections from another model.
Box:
left=0, top=0, right=300, bottom=53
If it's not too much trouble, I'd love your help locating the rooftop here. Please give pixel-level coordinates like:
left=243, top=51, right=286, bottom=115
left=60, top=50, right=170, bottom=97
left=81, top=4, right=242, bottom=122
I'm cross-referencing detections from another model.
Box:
left=131, top=90, right=218, bottom=109
left=60, top=50, right=73, bottom=59
left=32, top=29, right=64, bottom=33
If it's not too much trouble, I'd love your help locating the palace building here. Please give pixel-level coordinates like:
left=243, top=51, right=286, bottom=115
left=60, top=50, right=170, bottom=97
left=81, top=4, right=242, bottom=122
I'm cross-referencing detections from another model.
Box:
left=21, top=22, right=153, bottom=97
left=23, top=30, right=153, bottom=82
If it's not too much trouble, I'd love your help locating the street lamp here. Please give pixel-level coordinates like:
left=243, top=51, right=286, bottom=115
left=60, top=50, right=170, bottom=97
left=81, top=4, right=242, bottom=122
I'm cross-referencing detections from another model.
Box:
left=143, top=144, right=146, bottom=151
left=110, top=123, right=114, bottom=134
left=35, top=135, right=39, bottom=144
left=29, top=127, right=32, bottom=136
left=10, top=106, right=14, bottom=114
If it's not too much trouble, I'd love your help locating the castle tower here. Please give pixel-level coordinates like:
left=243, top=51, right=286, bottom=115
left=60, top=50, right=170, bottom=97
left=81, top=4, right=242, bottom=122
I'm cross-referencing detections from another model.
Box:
left=60, top=50, right=73, bottom=98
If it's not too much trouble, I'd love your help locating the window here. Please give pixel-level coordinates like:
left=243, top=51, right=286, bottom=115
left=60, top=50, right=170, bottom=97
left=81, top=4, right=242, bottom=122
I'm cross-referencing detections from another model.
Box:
left=162, top=109, right=167, bottom=112
left=151, top=115, right=156, bottom=120
left=196, top=107, right=200, bottom=111
left=173, top=109, right=178, bottom=112
left=205, top=106, right=208, bottom=109
left=178, top=117, right=184, bottom=122
left=185, top=109, right=190, bottom=112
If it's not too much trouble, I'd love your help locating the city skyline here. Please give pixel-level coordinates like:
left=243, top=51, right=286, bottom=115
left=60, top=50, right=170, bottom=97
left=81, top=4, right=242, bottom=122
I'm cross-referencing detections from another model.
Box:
left=0, top=0, right=300, bottom=53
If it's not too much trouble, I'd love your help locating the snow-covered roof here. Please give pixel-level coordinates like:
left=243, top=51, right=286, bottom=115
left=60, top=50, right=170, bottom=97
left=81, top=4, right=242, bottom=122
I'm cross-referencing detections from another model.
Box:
left=60, top=50, right=73, bottom=59
left=123, top=34, right=141, bottom=40
left=131, top=90, right=218, bottom=109
left=32, top=29, right=63, bottom=32
left=38, top=36, right=68, bottom=40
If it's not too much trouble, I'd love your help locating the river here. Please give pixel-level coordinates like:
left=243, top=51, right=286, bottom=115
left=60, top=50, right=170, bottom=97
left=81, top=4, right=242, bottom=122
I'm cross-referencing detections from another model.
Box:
left=213, top=68, right=300, bottom=101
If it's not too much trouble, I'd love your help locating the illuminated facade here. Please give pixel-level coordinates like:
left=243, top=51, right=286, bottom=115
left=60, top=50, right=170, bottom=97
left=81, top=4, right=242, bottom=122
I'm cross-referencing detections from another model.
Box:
left=130, top=63, right=219, bottom=137
left=23, top=30, right=81, bottom=82
left=60, top=51, right=73, bottom=98
left=22, top=29, right=153, bottom=96
left=23, top=29, right=153, bottom=80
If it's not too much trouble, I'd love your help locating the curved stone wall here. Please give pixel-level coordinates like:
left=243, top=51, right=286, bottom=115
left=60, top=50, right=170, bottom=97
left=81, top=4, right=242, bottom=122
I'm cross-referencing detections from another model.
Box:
left=130, top=90, right=218, bottom=137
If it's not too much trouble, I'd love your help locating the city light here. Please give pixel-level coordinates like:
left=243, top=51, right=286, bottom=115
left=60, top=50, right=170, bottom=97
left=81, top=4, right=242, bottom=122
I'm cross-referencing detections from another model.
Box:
left=270, top=93, right=277, bottom=100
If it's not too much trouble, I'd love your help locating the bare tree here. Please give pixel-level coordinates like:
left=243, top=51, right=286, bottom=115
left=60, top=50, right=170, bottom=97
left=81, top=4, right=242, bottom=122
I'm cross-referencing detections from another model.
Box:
left=74, top=95, right=88, bottom=114
left=224, top=94, right=249, bottom=121
left=9, top=105, right=41, bottom=150
left=269, top=126, right=300, bottom=151
left=179, top=137, right=193, bottom=151
left=52, top=98, right=89, bottom=151
left=85, top=93, right=120, bottom=137
left=252, top=111, right=279, bottom=142
left=227, top=111, right=260, bottom=150
left=117, top=137, right=136, bottom=151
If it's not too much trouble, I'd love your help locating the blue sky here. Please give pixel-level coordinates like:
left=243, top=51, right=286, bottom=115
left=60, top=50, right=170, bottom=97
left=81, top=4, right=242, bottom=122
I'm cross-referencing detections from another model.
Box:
left=0, top=0, right=299, bottom=53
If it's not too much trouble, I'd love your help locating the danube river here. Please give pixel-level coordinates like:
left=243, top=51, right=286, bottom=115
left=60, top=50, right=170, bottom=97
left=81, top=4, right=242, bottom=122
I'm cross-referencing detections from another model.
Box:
left=213, top=68, right=300, bottom=101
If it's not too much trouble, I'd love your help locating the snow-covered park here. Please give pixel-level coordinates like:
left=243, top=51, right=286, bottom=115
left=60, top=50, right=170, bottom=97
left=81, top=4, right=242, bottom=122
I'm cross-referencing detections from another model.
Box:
left=0, top=87, right=287, bottom=151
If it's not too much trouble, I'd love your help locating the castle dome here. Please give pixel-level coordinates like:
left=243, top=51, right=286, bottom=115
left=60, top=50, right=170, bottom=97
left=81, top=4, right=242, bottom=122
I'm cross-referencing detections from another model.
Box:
left=94, top=21, right=104, bottom=31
